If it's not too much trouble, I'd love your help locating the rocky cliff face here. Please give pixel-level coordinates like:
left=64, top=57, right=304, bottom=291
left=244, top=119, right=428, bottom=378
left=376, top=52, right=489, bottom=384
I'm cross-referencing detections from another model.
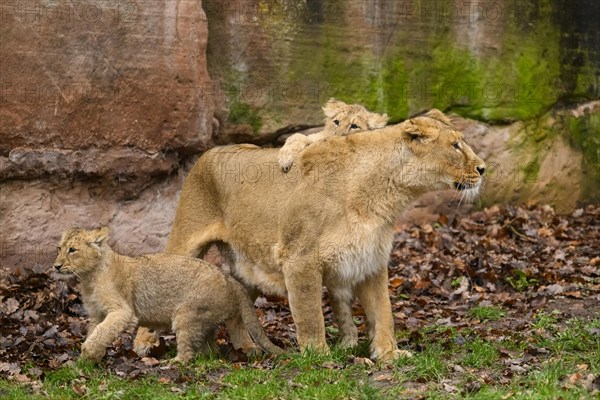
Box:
left=1, top=0, right=213, bottom=267
left=205, top=0, right=599, bottom=204
left=1, top=0, right=598, bottom=269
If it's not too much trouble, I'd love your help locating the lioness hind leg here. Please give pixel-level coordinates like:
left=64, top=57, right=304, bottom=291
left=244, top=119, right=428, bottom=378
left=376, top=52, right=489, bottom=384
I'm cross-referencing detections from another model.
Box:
left=328, top=286, right=359, bottom=348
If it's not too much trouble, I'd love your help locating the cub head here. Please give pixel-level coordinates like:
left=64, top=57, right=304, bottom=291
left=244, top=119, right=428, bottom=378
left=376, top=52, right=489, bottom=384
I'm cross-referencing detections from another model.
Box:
left=53, top=227, right=110, bottom=279
left=322, top=98, right=389, bottom=136
left=400, top=109, right=486, bottom=200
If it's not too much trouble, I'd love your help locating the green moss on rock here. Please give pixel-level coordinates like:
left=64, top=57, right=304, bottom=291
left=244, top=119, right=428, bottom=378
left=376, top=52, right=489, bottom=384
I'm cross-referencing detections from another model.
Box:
left=568, top=111, right=600, bottom=200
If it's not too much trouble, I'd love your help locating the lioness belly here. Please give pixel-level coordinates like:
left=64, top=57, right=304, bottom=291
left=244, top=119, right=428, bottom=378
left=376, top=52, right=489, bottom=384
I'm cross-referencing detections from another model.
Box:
left=233, top=253, right=288, bottom=297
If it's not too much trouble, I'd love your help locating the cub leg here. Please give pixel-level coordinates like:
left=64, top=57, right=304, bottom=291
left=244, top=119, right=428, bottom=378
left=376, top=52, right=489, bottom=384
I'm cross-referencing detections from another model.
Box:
left=328, top=286, right=359, bottom=348
left=278, top=133, right=312, bottom=172
left=86, top=314, right=101, bottom=340
left=278, top=131, right=330, bottom=172
left=133, top=327, right=161, bottom=357
left=82, top=309, right=136, bottom=362
left=172, top=308, right=214, bottom=363
left=355, top=268, right=409, bottom=362
left=283, top=262, right=328, bottom=352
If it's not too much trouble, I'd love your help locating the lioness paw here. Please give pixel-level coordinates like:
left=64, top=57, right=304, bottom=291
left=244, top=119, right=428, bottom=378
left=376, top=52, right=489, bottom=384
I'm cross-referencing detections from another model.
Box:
left=372, top=348, right=413, bottom=363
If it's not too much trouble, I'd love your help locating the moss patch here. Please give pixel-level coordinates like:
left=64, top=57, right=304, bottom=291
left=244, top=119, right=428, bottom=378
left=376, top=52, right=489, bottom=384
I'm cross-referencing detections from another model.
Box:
left=568, top=111, right=600, bottom=200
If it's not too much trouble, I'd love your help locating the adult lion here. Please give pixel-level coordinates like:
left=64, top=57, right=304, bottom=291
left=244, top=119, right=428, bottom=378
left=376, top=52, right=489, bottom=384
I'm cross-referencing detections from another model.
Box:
left=136, top=109, right=485, bottom=361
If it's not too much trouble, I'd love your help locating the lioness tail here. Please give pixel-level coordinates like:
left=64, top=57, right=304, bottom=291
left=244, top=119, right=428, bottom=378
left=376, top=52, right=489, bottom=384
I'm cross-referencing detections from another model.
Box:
left=229, top=277, right=284, bottom=355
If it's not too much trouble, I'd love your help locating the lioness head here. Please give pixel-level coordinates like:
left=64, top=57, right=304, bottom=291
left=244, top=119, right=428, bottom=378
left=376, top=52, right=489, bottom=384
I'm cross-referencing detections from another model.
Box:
left=53, top=227, right=109, bottom=278
left=398, top=109, right=485, bottom=200
left=322, top=98, right=389, bottom=135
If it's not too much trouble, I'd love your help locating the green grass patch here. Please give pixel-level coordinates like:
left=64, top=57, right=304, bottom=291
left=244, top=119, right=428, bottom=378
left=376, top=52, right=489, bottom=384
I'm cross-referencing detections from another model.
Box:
left=2, top=317, right=599, bottom=399
left=462, top=339, right=499, bottom=368
left=468, top=306, right=506, bottom=321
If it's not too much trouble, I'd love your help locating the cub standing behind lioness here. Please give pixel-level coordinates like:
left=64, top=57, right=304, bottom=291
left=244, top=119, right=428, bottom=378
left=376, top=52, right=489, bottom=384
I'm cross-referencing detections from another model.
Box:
left=53, top=227, right=282, bottom=363
left=277, top=98, right=389, bottom=171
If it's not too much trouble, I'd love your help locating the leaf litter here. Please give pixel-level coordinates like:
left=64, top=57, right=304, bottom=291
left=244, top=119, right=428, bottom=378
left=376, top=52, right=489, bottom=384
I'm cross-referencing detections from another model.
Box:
left=1, top=204, right=598, bottom=393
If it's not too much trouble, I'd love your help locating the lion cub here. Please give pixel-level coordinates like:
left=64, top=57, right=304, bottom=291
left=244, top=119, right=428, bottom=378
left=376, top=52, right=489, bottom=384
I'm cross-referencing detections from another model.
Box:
left=278, top=98, right=388, bottom=171
left=53, top=227, right=282, bottom=363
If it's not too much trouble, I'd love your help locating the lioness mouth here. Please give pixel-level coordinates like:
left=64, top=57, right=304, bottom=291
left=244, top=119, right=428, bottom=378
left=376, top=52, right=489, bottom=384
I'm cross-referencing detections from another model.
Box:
left=454, top=182, right=474, bottom=190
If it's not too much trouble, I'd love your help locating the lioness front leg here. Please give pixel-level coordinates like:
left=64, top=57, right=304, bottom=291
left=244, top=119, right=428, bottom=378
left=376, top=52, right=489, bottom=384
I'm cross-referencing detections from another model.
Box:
left=355, top=268, right=408, bottom=362
left=283, top=264, right=328, bottom=352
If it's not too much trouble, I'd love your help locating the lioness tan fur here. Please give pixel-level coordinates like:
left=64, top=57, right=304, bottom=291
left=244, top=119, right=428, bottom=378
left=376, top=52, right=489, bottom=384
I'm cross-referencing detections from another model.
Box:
left=136, top=109, right=485, bottom=361
left=277, top=98, right=389, bottom=171
left=53, top=227, right=282, bottom=363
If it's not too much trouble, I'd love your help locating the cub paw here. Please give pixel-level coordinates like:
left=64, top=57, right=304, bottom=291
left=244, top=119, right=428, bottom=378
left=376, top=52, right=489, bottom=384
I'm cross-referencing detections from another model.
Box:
left=133, top=330, right=160, bottom=357
left=80, top=342, right=105, bottom=362
left=278, top=154, right=294, bottom=173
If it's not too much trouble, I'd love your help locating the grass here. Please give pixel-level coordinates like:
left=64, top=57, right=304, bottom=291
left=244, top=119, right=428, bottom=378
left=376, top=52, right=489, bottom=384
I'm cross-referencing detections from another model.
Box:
left=1, top=317, right=599, bottom=399
left=468, top=305, right=506, bottom=321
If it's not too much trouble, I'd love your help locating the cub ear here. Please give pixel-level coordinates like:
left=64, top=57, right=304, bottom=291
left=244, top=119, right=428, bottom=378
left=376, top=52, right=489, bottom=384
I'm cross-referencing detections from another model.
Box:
left=90, top=227, right=110, bottom=246
left=322, top=98, right=348, bottom=117
left=367, top=112, right=389, bottom=129
left=424, top=109, right=452, bottom=125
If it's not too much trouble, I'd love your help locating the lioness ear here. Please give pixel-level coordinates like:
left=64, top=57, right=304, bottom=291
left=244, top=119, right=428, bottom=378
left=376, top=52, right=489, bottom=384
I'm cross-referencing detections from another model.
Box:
left=322, top=98, right=347, bottom=117
left=404, top=125, right=437, bottom=144
left=367, top=112, right=389, bottom=129
left=424, top=109, right=452, bottom=125
left=90, top=227, right=110, bottom=246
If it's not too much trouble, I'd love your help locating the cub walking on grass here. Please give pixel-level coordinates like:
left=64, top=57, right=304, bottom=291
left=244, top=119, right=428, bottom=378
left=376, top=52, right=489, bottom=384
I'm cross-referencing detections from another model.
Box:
left=53, top=227, right=282, bottom=363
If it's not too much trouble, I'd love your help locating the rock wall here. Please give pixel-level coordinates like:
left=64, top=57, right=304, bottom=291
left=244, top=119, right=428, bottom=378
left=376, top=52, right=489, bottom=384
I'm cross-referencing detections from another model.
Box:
left=1, top=1, right=213, bottom=267
left=1, top=0, right=598, bottom=270
left=205, top=0, right=599, bottom=205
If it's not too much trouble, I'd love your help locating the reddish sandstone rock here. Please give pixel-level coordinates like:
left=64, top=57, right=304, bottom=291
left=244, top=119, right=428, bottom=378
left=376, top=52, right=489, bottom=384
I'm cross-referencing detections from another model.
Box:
left=0, top=0, right=214, bottom=179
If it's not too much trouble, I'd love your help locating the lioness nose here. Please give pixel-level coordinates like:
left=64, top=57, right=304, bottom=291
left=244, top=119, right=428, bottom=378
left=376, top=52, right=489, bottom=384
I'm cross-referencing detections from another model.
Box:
left=476, top=165, right=485, bottom=176
left=54, top=264, right=62, bottom=271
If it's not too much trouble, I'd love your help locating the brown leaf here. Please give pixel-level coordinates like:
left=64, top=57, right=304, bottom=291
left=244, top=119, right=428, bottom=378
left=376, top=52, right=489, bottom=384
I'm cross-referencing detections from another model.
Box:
left=390, top=277, right=404, bottom=288
left=568, top=372, right=582, bottom=385
left=564, top=291, right=582, bottom=298
left=537, top=227, right=553, bottom=237
left=141, top=357, right=160, bottom=367
left=1, top=298, right=19, bottom=314
left=373, top=373, right=391, bottom=382
left=72, top=385, right=87, bottom=396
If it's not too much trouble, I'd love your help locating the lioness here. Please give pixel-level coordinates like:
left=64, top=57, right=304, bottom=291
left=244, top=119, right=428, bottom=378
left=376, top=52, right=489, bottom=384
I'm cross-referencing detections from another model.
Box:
left=277, top=98, right=388, bottom=171
left=53, top=227, right=282, bottom=363
left=136, top=109, right=485, bottom=361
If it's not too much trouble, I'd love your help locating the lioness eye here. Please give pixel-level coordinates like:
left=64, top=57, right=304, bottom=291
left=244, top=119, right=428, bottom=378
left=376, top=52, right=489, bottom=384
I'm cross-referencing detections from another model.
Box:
left=350, top=124, right=359, bottom=129
left=452, top=142, right=461, bottom=150
left=333, top=120, right=340, bottom=126
left=68, top=247, right=76, bottom=254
